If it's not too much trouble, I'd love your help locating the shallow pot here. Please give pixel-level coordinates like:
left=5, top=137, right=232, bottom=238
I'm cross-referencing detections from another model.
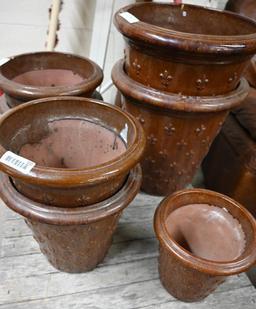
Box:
left=154, top=188, right=256, bottom=302
left=114, top=3, right=256, bottom=96
left=112, top=60, right=249, bottom=196
left=0, top=96, right=145, bottom=207
left=0, top=165, right=141, bottom=273
left=0, top=52, right=103, bottom=107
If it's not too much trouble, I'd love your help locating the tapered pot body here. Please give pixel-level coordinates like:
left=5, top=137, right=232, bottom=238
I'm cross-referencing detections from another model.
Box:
left=112, top=60, right=249, bottom=196
left=0, top=52, right=103, bottom=107
left=0, top=96, right=145, bottom=207
left=115, top=3, right=256, bottom=96
left=154, top=189, right=256, bottom=302
left=0, top=165, right=142, bottom=273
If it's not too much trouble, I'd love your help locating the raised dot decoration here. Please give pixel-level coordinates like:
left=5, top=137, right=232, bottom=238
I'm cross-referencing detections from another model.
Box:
left=132, top=58, right=141, bottom=76
left=177, top=139, right=188, bottom=148
left=196, top=75, right=209, bottom=91
left=164, top=123, right=176, bottom=136
left=147, top=134, right=157, bottom=145
left=228, top=72, right=238, bottom=84
left=160, top=70, right=173, bottom=87
left=77, top=195, right=91, bottom=205
left=195, top=124, right=206, bottom=136
left=137, top=115, right=145, bottom=125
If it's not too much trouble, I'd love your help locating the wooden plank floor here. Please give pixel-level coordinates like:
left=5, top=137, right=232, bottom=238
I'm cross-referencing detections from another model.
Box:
left=0, top=192, right=255, bottom=309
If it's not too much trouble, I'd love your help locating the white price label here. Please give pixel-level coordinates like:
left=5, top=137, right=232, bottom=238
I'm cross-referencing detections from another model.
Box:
left=119, top=12, right=139, bottom=24
left=0, top=151, right=35, bottom=174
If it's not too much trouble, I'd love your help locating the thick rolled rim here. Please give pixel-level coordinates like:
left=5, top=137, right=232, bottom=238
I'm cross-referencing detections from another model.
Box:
left=0, top=96, right=146, bottom=186
left=112, top=60, right=249, bottom=113
left=0, top=51, right=103, bottom=99
left=154, top=188, right=256, bottom=276
left=0, top=165, right=142, bottom=225
left=115, top=3, right=256, bottom=55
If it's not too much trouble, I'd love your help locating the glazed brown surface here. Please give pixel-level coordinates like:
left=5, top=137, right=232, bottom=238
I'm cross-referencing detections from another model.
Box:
left=0, top=166, right=142, bottom=273
left=115, top=3, right=256, bottom=96
left=20, top=119, right=126, bottom=169
left=13, top=69, right=84, bottom=87
left=166, top=204, right=245, bottom=262
left=0, top=52, right=103, bottom=107
left=112, top=60, right=249, bottom=196
left=203, top=91, right=256, bottom=218
left=154, top=189, right=256, bottom=302
left=0, top=96, right=145, bottom=207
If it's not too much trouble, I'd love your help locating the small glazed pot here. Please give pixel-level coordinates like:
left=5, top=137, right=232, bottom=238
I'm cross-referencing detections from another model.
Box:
left=154, top=189, right=256, bottom=302
left=0, top=96, right=145, bottom=207
left=0, top=52, right=103, bottom=107
left=0, top=165, right=142, bottom=273
left=112, top=60, right=249, bottom=196
left=115, top=3, right=256, bottom=96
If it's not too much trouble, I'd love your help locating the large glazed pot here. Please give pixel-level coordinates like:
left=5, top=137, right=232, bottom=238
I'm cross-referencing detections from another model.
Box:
left=114, top=3, right=256, bottom=96
left=154, top=189, right=256, bottom=302
left=0, top=96, right=145, bottom=207
left=0, top=52, right=103, bottom=107
left=0, top=165, right=142, bottom=273
left=112, top=60, right=249, bottom=196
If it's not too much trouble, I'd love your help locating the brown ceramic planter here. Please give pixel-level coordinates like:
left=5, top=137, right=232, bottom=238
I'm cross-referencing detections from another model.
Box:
left=114, top=3, right=256, bottom=96
left=0, top=52, right=103, bottom=107
left=0, top=96, right=145, bottom=207
left=112, top=60, right=249, bottom=196
left=0, top=165, right=141, bottom=273
left=154, top=189, right=256, bottom=302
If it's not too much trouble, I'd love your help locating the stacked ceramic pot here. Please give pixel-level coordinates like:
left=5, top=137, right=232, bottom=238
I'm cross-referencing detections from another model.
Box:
left=0, top=51, right=103, bottom=113
left=0, top=96, right=145, bottom=272
left=112, top=2, right=256, bottom=196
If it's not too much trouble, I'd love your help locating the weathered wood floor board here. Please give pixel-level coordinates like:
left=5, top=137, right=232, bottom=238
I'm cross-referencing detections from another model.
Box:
left=0, top=193, right=255, bottom=308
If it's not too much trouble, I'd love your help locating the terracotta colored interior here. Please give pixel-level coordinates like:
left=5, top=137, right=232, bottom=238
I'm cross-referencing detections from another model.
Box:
left=166, top=204, right=246, bottom=262
left=12, top=69, right=84, bottom=87
left=128, top=4, right=256, bottom=35
left=19, top=119, right=127, bottom=169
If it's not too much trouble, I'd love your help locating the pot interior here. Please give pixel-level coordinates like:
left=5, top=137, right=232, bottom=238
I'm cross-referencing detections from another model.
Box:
left=128, top=4, right=256, bottom=35
left=12, top=69, right=84, bottom=87
left=19, top=118, right=126, bottom=169
left=0, top=53, right=95, bottom=85
left=166, top=203, right=246, bottom=262
left=0, top=98, right=134, bottom=170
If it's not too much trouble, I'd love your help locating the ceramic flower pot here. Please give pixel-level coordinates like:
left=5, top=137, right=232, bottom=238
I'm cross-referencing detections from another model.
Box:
left=0, top=52, right=103, bottom=107
left=114, top=2, right=256, bottom=96
left=154, top=188, right=256, bottom=302
left=0, top=165, right=141, bottom=273
left=112, top=60, right=249, bottom=196
left=0, top=96, right=145, bottom=207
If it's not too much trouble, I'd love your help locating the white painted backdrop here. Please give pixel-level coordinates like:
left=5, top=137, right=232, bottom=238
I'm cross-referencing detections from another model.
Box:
left=0, top=0, right=228, bottom=103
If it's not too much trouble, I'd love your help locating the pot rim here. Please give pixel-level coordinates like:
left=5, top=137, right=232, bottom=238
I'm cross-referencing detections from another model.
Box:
left=115, top=3, right=256, bottom=55
left=0, top=96, right=145, bottom=187
left=0, top=51, right=103, bottom=99
left=154, top=188, right=256, bottom=276
left=112, top=60, right=249, bottom=112
left=0, top=165, right=142, bottom=225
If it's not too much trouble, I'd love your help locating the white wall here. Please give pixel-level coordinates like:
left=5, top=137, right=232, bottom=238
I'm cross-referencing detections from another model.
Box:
left=0, top=0, right=228, bottom=103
